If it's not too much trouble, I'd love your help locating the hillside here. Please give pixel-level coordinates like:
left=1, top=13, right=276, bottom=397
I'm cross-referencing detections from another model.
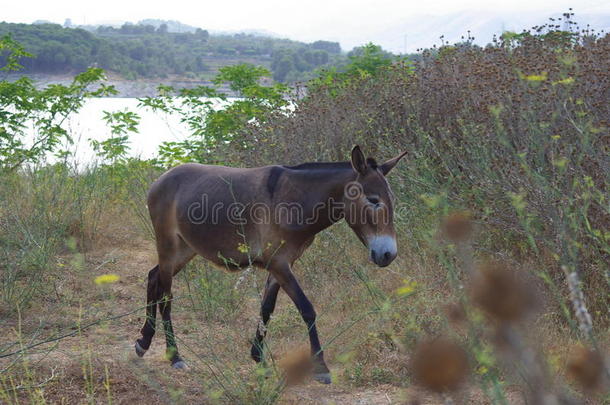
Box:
left=0, top=21, right=347, bottom=82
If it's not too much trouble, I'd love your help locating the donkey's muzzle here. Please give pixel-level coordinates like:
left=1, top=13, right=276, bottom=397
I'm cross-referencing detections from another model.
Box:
left=368, top=235, right=397, bottom=267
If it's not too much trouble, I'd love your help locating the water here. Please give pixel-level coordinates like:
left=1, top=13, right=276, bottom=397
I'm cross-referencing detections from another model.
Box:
left=58, top=97, right=192, bottom=163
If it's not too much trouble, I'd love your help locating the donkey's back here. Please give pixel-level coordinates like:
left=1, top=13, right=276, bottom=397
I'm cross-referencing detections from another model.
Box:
left=148, top=163, right=272, bottom=214
left=147, top=163, right=277, bottom=271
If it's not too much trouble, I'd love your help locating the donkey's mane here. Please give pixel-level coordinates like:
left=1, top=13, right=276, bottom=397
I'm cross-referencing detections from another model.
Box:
left=284, top=161, right=352, bottom=171
left=266, top=162, right=352, bottom=197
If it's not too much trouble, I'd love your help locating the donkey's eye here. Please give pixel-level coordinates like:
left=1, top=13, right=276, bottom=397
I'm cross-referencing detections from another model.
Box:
left=367, top=196, right=380, bottom=205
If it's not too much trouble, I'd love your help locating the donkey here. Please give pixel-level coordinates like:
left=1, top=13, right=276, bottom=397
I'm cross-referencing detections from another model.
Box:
left=134, top=145, right=407, bottom=383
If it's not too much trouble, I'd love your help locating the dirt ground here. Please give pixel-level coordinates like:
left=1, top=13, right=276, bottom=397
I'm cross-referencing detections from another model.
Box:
left=0, top=235, right=574, bottom=404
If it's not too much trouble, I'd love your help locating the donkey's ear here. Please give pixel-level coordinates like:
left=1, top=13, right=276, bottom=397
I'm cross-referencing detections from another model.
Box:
left=351, top=145, right=368, bottom=175
left=380, top=150, right=408, bottom=176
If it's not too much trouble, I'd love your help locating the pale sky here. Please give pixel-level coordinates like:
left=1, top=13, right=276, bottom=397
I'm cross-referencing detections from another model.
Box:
left=2, top=0, right=609, bottom=52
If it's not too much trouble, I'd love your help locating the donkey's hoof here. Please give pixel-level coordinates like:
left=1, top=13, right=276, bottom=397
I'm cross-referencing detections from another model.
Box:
left=171, top=360, right=188, bottom=370
left=313, top=372, right=331, bottom=384
left=134, top=341, right=147, bottom=357
left=250, top=346, right=263, bottom=363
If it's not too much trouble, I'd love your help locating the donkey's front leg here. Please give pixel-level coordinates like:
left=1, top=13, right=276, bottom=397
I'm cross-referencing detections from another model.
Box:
left=251, top=274, right=281, bottom=363
left=271, top=262, right=331, bottom=384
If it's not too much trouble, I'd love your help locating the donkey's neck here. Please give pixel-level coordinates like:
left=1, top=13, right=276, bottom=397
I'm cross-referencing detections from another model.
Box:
left=281, top=165, right=356, bottom=233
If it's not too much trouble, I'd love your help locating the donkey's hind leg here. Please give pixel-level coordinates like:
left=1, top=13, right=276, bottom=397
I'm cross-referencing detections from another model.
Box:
left=135, top=265, right=160, bottom=357
left=158, top=237, right=194, bottom=369
left=134, top=234, right=194, bottom=369
left=158, top=271, right=185, bottom=369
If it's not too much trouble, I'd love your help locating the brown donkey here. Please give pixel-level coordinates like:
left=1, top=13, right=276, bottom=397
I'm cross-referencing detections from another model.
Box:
left=134, top=145, right=407, bottom=383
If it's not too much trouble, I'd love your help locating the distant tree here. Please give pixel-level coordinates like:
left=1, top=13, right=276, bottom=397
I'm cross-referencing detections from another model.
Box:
left=143, top=25, right=156, bottom=34
left=273, top=55, right=294, bottom=82
left=311, top=40, right=341, bottom=54
left=120, top=23, right=134, bottom=35
left=129, top=42, right=146, bottom=61
left=195, top=56, right=209, bottom=72
left=195, top=28, right=209, bottom=42
left=157, top=23, right=168, bottom=34
left=64, top=18, right=73, bottom=28
left=53, top=51, right=67, bottom=66
left=303, top=49, right=329, bottom=66
left=173, top=33, right=190, bottom=43
left=95, top=44, right=113, bottom=66
left=313, top=50, right=329, bottom=65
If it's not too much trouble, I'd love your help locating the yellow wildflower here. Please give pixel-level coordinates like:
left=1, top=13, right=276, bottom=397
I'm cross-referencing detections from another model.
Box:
left=396, top=279, right=417, bottom=296
left=94, top=274, right=120, bottom=285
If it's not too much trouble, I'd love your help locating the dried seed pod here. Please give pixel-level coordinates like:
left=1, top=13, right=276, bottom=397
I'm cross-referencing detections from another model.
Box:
left=442, top=211, right=473, bottom=242
left=412, top=338, right=469, bottom=392
left=470, top=261, right=536, bottom=322
left=444, top=302, right=467, bottom=328
left=407, top=396, right=422, bottom=405
left=277, top=347, right=313, bottom=386
left=566, top=346, right=605, bottom=391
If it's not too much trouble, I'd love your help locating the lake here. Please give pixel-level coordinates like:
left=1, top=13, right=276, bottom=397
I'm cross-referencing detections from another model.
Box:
left=57, top=97, right=192, bottom=164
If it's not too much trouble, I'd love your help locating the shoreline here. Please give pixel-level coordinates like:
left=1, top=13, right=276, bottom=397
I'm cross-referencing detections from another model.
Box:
left=3, top=72, right=236, bottom=98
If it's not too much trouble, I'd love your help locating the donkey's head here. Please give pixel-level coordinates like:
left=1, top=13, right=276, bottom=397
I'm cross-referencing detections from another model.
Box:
left=344, top=145, right=407, bottom=267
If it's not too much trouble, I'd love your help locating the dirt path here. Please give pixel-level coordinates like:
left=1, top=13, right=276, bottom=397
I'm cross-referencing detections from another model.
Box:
left=1, top=238, right=524, bottom=404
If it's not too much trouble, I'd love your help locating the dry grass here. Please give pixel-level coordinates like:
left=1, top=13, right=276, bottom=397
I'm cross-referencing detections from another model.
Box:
left=1, top=203, right=605, bottom=403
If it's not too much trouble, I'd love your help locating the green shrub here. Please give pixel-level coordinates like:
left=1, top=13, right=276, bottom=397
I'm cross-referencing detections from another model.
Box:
left=0, top=164, right=114, bottom=313
left=218, top=22, right=609, bottom=325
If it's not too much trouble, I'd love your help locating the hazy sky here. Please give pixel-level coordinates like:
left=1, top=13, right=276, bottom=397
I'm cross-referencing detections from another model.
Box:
left=2, top=0, right=609, bottom=51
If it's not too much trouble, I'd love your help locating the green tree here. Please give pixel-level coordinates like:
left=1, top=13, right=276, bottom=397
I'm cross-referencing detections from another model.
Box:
left=308, top=43, right=397, bottom=96
left=90, top=110, right=139, bottom=164
left=140, top=63, right=288, bottom=165
left=0, top=35, right=116, bottom=171
left=311, top=40, right=341, bottom=54
left=195, top=28, right=209, bottom=42
left=346, top=43, right=393, bottom=76
left=272, top=54, right=294, bottom=82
